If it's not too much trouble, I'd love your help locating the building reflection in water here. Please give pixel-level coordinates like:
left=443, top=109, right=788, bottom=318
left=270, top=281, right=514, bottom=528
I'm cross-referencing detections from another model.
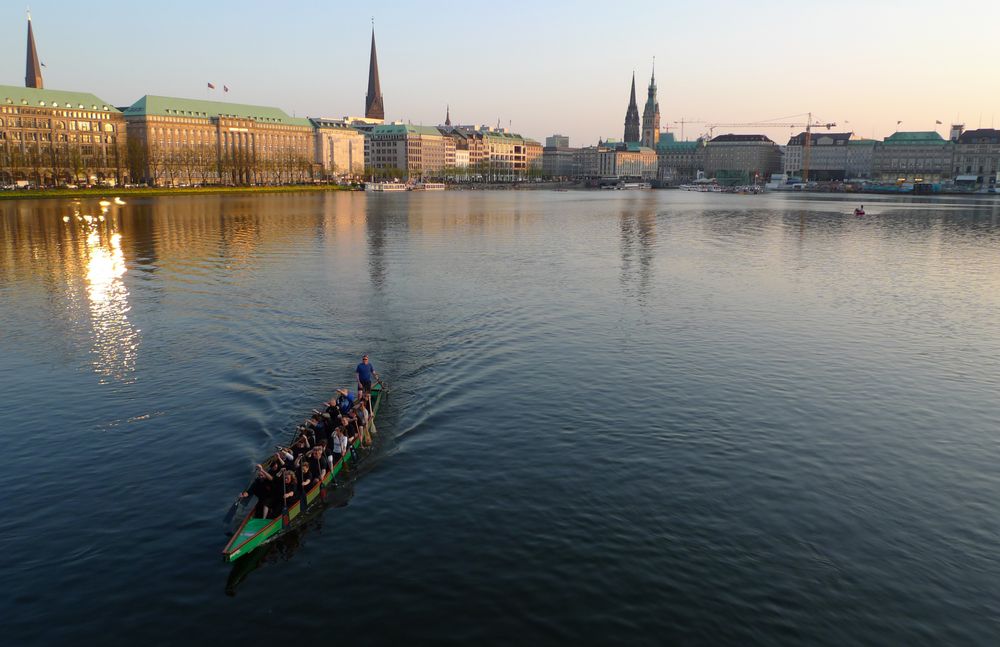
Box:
left=619, top=200, right=657, bottom=304
left=78, top=211, right=140, bottom=383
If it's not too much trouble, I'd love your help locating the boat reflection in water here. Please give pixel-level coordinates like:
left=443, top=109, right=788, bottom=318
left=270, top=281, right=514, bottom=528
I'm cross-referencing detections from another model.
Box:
left=225, top=481, right=355, bottom=596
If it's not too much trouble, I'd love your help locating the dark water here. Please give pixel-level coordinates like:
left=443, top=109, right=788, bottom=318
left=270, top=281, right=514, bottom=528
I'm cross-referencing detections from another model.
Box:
left=2, top=190, right=1000, bottom=645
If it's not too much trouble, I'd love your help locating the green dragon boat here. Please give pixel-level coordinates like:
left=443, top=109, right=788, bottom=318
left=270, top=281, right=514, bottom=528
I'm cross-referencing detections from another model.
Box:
left=222, top=383, right=385, bottom=562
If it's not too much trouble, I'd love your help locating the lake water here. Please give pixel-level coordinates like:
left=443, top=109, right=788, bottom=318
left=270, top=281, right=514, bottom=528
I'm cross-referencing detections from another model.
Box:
left=2, top=190, right=1000, bottom=645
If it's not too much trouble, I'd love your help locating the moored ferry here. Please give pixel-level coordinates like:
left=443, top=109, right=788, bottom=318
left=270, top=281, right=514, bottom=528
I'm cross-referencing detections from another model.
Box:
left=365, top=181, right=407, bottom=192
left=412, top=182, right=445, bottom=191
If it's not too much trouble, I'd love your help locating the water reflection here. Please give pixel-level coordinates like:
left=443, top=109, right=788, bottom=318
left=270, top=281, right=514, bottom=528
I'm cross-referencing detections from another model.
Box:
left=78, top=213, right=140, bottom=383
left=619, top=206, right=657, bottom=303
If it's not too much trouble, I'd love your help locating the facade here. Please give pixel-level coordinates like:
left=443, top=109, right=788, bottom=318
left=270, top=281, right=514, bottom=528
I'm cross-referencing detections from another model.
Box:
left=704, top=134, right=782, bottom=185
left=623, top=73, right=640, bottom=144
left=545, top=134, right=570, bottom=148
left=542, top=145, right=580, bottom=178
left=365, top=29, right=385, bottom=121
left=575, top=145, right=604, bottom=178
left=123, top=95, right=314, bottom=186
left=525, top=138, right=543, bottom=173
left=599, top=143, right=658, bottom=179
left=640, top=68, right=660, bottom=149
left=365, top=123, right=448, bottom=178
left=483, top=129, right=528, bottom=181
left=952, top=127, right=1000, bottom=188
left=783, top=131, right=854, bottom=181
left=656, top=133, right=704, bottom=184
left=845, top=139, right=877, bottom=179
left=872, top=131, right=952, bottom=183
left=310, top=118, right=365, bottom=178
left=0, top=85, right=127, bottom=186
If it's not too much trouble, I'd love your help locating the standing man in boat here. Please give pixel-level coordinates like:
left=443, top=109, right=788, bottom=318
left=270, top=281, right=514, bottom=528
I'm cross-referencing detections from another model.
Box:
left=356, top=354, right=379, bottom=394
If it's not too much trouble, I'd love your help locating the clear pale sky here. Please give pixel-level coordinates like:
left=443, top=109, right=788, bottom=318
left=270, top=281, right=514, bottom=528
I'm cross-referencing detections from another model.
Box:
left=4, top=0, right=999, bottom=145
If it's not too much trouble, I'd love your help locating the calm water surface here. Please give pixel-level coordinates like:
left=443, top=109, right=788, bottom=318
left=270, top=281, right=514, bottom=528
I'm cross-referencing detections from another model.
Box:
left=2, top=190, right=1000, bottom=645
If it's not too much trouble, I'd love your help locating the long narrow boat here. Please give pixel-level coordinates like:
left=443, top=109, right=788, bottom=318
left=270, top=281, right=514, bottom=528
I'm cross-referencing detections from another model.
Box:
left=222, top=383, right=385, bottom=562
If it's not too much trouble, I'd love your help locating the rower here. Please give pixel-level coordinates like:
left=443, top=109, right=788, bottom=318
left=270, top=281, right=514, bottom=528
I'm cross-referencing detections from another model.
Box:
left=335, top=388, right=355, bottom=415
left=242, top=464, right=275, bottom=518
left=356, top=354, right=379, bottom=394
left=854, top=205, right=865, bottom=216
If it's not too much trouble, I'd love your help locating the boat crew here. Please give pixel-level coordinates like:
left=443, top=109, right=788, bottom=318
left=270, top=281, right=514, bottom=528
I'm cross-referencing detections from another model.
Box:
left=854, top=205, right=865, bottom=216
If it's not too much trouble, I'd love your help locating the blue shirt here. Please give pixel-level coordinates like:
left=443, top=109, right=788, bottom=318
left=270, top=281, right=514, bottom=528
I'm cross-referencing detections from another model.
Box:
left=337, top=392, right=355, bottom=414
left=356, top=362, right=375, bottom=383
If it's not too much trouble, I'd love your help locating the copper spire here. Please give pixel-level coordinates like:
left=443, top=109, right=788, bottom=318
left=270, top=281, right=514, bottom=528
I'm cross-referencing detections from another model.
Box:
left=26, top=11, right=43, bottom=89
left=365, top=25, right=384, bottom=120
left=624, top=72, right=640, bottom=143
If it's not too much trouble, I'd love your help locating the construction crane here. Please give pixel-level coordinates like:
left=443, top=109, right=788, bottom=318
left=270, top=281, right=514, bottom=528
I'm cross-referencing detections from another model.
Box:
left=704, top=113, right=836, bottom=182
left=669, top=118, right=704, bottom=141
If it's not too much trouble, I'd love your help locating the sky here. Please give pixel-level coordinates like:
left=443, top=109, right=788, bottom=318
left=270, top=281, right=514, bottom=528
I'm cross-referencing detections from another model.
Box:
left=3, top=0, right=1000, bottom=146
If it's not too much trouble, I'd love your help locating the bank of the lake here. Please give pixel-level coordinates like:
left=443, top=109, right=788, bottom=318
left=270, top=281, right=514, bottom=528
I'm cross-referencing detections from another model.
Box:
left=0, top=183, right=357, bottom=201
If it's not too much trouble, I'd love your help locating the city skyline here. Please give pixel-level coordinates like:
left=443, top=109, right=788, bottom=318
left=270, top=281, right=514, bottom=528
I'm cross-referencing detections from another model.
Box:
left=3, top=0, right=1000, bottom=145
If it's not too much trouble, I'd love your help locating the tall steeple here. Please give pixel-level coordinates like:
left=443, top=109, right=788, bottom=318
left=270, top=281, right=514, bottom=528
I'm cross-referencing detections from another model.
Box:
left=623, top=72, right=640, bottom=143
left=445, top=104, right=451, bottom=126
left=641, top=59, right=660, bottom=148
left=25, top=11, right=43, bottom=89
left=365, top=25, right=385, bottom=120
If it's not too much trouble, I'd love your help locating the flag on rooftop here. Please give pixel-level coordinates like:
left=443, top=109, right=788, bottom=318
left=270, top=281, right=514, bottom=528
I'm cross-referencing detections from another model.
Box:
left=224, top=85, right=229, bottom=93
left=935, top=120, right=942, bottom=124
left=207, top=82, right=215, bottom=89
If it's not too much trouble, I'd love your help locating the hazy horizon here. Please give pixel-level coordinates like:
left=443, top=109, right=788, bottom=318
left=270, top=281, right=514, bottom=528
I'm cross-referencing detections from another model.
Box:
left=3, top=0, right=999, bottom=145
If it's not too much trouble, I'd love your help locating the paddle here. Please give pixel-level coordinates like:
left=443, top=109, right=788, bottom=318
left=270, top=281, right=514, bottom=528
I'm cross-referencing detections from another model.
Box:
left=223, top=494, right=246, bottom=525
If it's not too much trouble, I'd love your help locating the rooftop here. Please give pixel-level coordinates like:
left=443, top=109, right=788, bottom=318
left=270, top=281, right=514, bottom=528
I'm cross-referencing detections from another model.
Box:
left=0, top=84, right=119, bottom=113
left=787, top=132, right=854, bottom=146
left=369, top=123, right=446, bottom=137
left=957, top=128, right=1000, bottom=144
left=881, top=131, right=948, bottom=145
left=124, top=95, right=312, bottom=127
left=710, top=133, right=776, bottom=144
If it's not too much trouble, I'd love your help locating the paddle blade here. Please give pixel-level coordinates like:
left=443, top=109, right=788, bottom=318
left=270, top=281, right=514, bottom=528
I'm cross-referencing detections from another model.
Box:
left=223, top=498, right=243, bottom=524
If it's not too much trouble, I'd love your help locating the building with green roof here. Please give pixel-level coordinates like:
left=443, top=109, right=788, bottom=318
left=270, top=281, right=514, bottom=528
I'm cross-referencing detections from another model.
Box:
left=0, top=84, right=127, bottom=186
left=123, top=95, right=315, bottom=186
left=873, top=130, right=953, bottom=183
left=366, top=123, right=452, bottom=179
left=656, top=137, right=704, bottom=184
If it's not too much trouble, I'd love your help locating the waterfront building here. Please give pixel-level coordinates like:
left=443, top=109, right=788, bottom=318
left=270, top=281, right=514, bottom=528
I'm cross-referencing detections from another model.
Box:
left=704, top=134, right=781, bottom=185
left=483, top=129, right=528, bottom=181
left=783, top=131, right=855, bottom=181
left=365, top=123, right=448, bottom=179
left=542, top=144, right=580, bottom=178
left=640, top=68, right=660, bottom=149
left=623, top=73, right=640, bottom=144
left=574, top=144, right=605, bottom=178
left=525, top=138, right=543, bottom=173
left=123, top=95, right=314, bottom=186
left=599, top=142, right=658, bottom=179
left=952, top=127, right=1000, bottom=189
left=25, top=14, right=43, bottom=89
left=310, top=118, right=365, bottom=178
left=656, top=133, right=704, bottom=185
left=871, top=131, right=952, bottom=184
left=845, top=139, right=877, bottom=179
left=365, top=28, right=385, bottom=121
left=545, top=134, right=570, bottom=148
left=0, top=85, right=127, bottom=186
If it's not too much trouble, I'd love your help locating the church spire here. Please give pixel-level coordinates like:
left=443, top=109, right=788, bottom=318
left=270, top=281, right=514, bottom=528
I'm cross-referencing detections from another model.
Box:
left=365, top=24, right=384, bottom=120
left=623, top=72, right=640, bottom=143
left=26, top=10, right=43, bottom=89
left=641, top=60, right=661, bottom=148
left=445, top=104, right=451, bottom=126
